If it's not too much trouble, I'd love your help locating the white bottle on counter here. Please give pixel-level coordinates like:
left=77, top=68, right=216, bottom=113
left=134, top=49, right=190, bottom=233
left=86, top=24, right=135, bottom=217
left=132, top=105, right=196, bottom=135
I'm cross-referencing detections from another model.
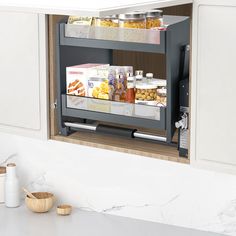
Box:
left=4, top=163, right=20, bottom=208
left=0, top=167, right=6, bottom=203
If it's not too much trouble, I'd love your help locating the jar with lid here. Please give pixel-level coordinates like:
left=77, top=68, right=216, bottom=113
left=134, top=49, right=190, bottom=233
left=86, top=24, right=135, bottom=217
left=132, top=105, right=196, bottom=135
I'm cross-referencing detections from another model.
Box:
left=146, top=10, right=163, bottom=29
left=126, top=73, right=135, bottom=103
left=95, top=15, right=119, bottom=27
left=135, top=70, right=143, bottom=84
left=119, top=12, right=146, bottom=29
left=146, top=73, right=154, bottom=83
left=135, top=82, right=157, bottom=106
left=153, top=79, right=167, bottom=106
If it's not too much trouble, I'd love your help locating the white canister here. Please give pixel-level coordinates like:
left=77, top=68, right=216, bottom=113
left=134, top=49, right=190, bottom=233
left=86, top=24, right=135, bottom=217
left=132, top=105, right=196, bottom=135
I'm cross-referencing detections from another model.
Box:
left=0, top=167, right=6, bottom=203
left=5, top=163, right=20, bottom=208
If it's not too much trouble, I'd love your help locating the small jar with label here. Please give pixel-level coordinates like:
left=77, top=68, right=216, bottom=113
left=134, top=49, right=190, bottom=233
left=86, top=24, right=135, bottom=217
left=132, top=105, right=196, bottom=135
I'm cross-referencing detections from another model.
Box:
left=126, top=73, right=135, bottom=103
left=95, top=15, right=119, bottom=27
left=146, top=10, right=163, bottom=29
left=135, top=82, right=157, bottom=106
left=119, top=12, right=146, bottom=29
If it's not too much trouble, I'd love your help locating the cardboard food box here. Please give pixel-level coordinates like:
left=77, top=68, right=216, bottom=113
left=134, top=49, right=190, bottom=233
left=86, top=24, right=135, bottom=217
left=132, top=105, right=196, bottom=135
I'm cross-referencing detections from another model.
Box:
left=66, top=64, right=109, bottom=96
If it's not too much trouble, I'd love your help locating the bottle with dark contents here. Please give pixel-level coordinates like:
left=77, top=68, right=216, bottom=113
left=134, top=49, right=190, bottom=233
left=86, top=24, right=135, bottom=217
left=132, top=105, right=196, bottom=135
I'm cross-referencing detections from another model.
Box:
left=126, top=72, right=135, bottom=103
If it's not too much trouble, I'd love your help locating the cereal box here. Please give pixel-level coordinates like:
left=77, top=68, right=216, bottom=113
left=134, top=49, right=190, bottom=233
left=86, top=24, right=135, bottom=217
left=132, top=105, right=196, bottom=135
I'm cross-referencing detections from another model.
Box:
left=66, top=64, right=109, bottom=96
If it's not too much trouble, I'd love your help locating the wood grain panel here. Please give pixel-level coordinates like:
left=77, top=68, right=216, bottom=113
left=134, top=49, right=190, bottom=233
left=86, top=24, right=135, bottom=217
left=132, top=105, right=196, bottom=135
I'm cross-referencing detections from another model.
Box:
left=48, top=15, right=65, bottom=136
left=52, top=132, right=189, bottom=164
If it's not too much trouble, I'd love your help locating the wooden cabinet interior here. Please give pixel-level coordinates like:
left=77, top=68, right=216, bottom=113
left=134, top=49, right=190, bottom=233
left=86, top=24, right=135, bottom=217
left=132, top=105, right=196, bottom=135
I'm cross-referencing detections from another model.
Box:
left=48, top=4, right=192, bottom=163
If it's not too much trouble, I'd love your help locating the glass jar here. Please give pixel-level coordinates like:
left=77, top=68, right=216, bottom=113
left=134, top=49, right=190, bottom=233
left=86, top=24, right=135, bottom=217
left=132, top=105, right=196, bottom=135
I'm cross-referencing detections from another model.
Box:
left=135, top=82, right=157, bottom=106
left=126, top=73, right=135, bottom=103
left=153, top=79, right=167, bottom=106
left=146, top=10, right=163, bottom=29
left=135, top=70, right=143, bottom=84
left=95, top=15, right=119, bottom=27
left=146, top=72, right=153, bottom=83
left=119, top=12, right=146, bottom=29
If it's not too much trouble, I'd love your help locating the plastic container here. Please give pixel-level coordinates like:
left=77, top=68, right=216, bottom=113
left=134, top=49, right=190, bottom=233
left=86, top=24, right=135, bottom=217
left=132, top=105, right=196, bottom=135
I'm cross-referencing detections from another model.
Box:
left=95, top=15, right=119, bottom=27
left=119, top=12, right=146, bottom=29
left=146, top=10, right=163, bottom=29
left=135, top=82, right=157, bottom=106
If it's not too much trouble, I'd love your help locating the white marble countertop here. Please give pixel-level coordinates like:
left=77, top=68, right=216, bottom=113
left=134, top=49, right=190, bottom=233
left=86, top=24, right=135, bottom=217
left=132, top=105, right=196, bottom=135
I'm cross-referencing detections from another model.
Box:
left=0, top=0, right=193, bottom=16
left=0, top=204, right=223, bottom=236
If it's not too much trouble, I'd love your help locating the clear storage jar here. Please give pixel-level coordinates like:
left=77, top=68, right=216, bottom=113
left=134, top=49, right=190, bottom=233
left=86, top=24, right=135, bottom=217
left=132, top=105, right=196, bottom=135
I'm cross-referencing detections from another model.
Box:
left=135, top=82, right=157, bottom=106
left=146, top=10, right=163, bottom=29
left=95, top=15, right=119, bottom=27
left=119, top=12, right=146, bottom=29
left=153, top=79, right=167, bottom=106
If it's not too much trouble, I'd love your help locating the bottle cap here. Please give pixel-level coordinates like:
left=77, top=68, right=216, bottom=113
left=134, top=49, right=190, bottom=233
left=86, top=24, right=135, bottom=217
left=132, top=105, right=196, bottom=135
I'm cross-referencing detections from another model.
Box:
left=126, top=72, right=133, bottom=77
left=146, top=73, right=153, bottom=78
left=135, top=70, right=143, bottom=76
left=116, top=74, right=123, bottom=79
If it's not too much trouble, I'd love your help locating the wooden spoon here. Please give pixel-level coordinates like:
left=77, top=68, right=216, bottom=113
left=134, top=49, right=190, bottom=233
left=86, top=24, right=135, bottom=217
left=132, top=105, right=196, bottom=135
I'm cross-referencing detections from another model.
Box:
left=22, top=187, right=37, bottom=199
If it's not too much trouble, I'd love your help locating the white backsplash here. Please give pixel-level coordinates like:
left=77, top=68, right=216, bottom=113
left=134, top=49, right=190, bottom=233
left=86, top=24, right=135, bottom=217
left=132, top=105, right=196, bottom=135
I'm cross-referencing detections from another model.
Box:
left=0, top=132, right=236, bottom=235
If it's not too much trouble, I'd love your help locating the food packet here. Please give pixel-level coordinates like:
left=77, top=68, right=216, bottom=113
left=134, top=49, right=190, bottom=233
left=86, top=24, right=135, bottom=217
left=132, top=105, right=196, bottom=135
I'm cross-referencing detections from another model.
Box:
left=67, top=16, right=93, bottom=25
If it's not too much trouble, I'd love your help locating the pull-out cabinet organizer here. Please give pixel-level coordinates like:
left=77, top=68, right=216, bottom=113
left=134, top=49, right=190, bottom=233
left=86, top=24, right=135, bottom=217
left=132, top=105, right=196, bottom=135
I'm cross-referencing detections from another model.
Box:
left=56, top=15, right=190, bottom=144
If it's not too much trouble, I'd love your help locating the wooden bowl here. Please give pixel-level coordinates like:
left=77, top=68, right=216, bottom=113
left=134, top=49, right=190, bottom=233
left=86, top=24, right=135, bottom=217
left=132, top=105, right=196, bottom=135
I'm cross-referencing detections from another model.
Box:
left=25, top=192, right=55, bottom=213
left=57, top=204, right=72, bottom=216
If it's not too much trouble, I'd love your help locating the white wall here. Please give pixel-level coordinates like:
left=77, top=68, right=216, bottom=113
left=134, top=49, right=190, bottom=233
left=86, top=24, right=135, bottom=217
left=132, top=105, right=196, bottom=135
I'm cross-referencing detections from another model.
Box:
left=0, top=132, right=236, bottom=235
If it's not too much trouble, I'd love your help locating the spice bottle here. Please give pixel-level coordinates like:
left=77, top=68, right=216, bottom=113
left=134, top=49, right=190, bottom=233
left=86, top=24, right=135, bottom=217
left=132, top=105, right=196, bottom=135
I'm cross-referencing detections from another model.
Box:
left=0, top=167, right=6, bottom=203
left=135, top=70, right=143, bottom=84
left=126, top=73, right=135, bottom=103
left=5, top=163, right=20, bottom=208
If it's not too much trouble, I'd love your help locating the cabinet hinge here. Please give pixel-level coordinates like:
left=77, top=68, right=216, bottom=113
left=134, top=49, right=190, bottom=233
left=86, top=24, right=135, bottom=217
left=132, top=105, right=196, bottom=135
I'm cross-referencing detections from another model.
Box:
left=51, top=100, right=57, bottom=109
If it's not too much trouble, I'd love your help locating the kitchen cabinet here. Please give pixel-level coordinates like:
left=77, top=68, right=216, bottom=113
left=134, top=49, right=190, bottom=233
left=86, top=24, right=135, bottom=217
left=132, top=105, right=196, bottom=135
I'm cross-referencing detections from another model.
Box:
left=0, top=12, right=48, bottom=139
left=190, top=0, right=236, bottom=172
left=2, top=0, right=236, bottom=173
